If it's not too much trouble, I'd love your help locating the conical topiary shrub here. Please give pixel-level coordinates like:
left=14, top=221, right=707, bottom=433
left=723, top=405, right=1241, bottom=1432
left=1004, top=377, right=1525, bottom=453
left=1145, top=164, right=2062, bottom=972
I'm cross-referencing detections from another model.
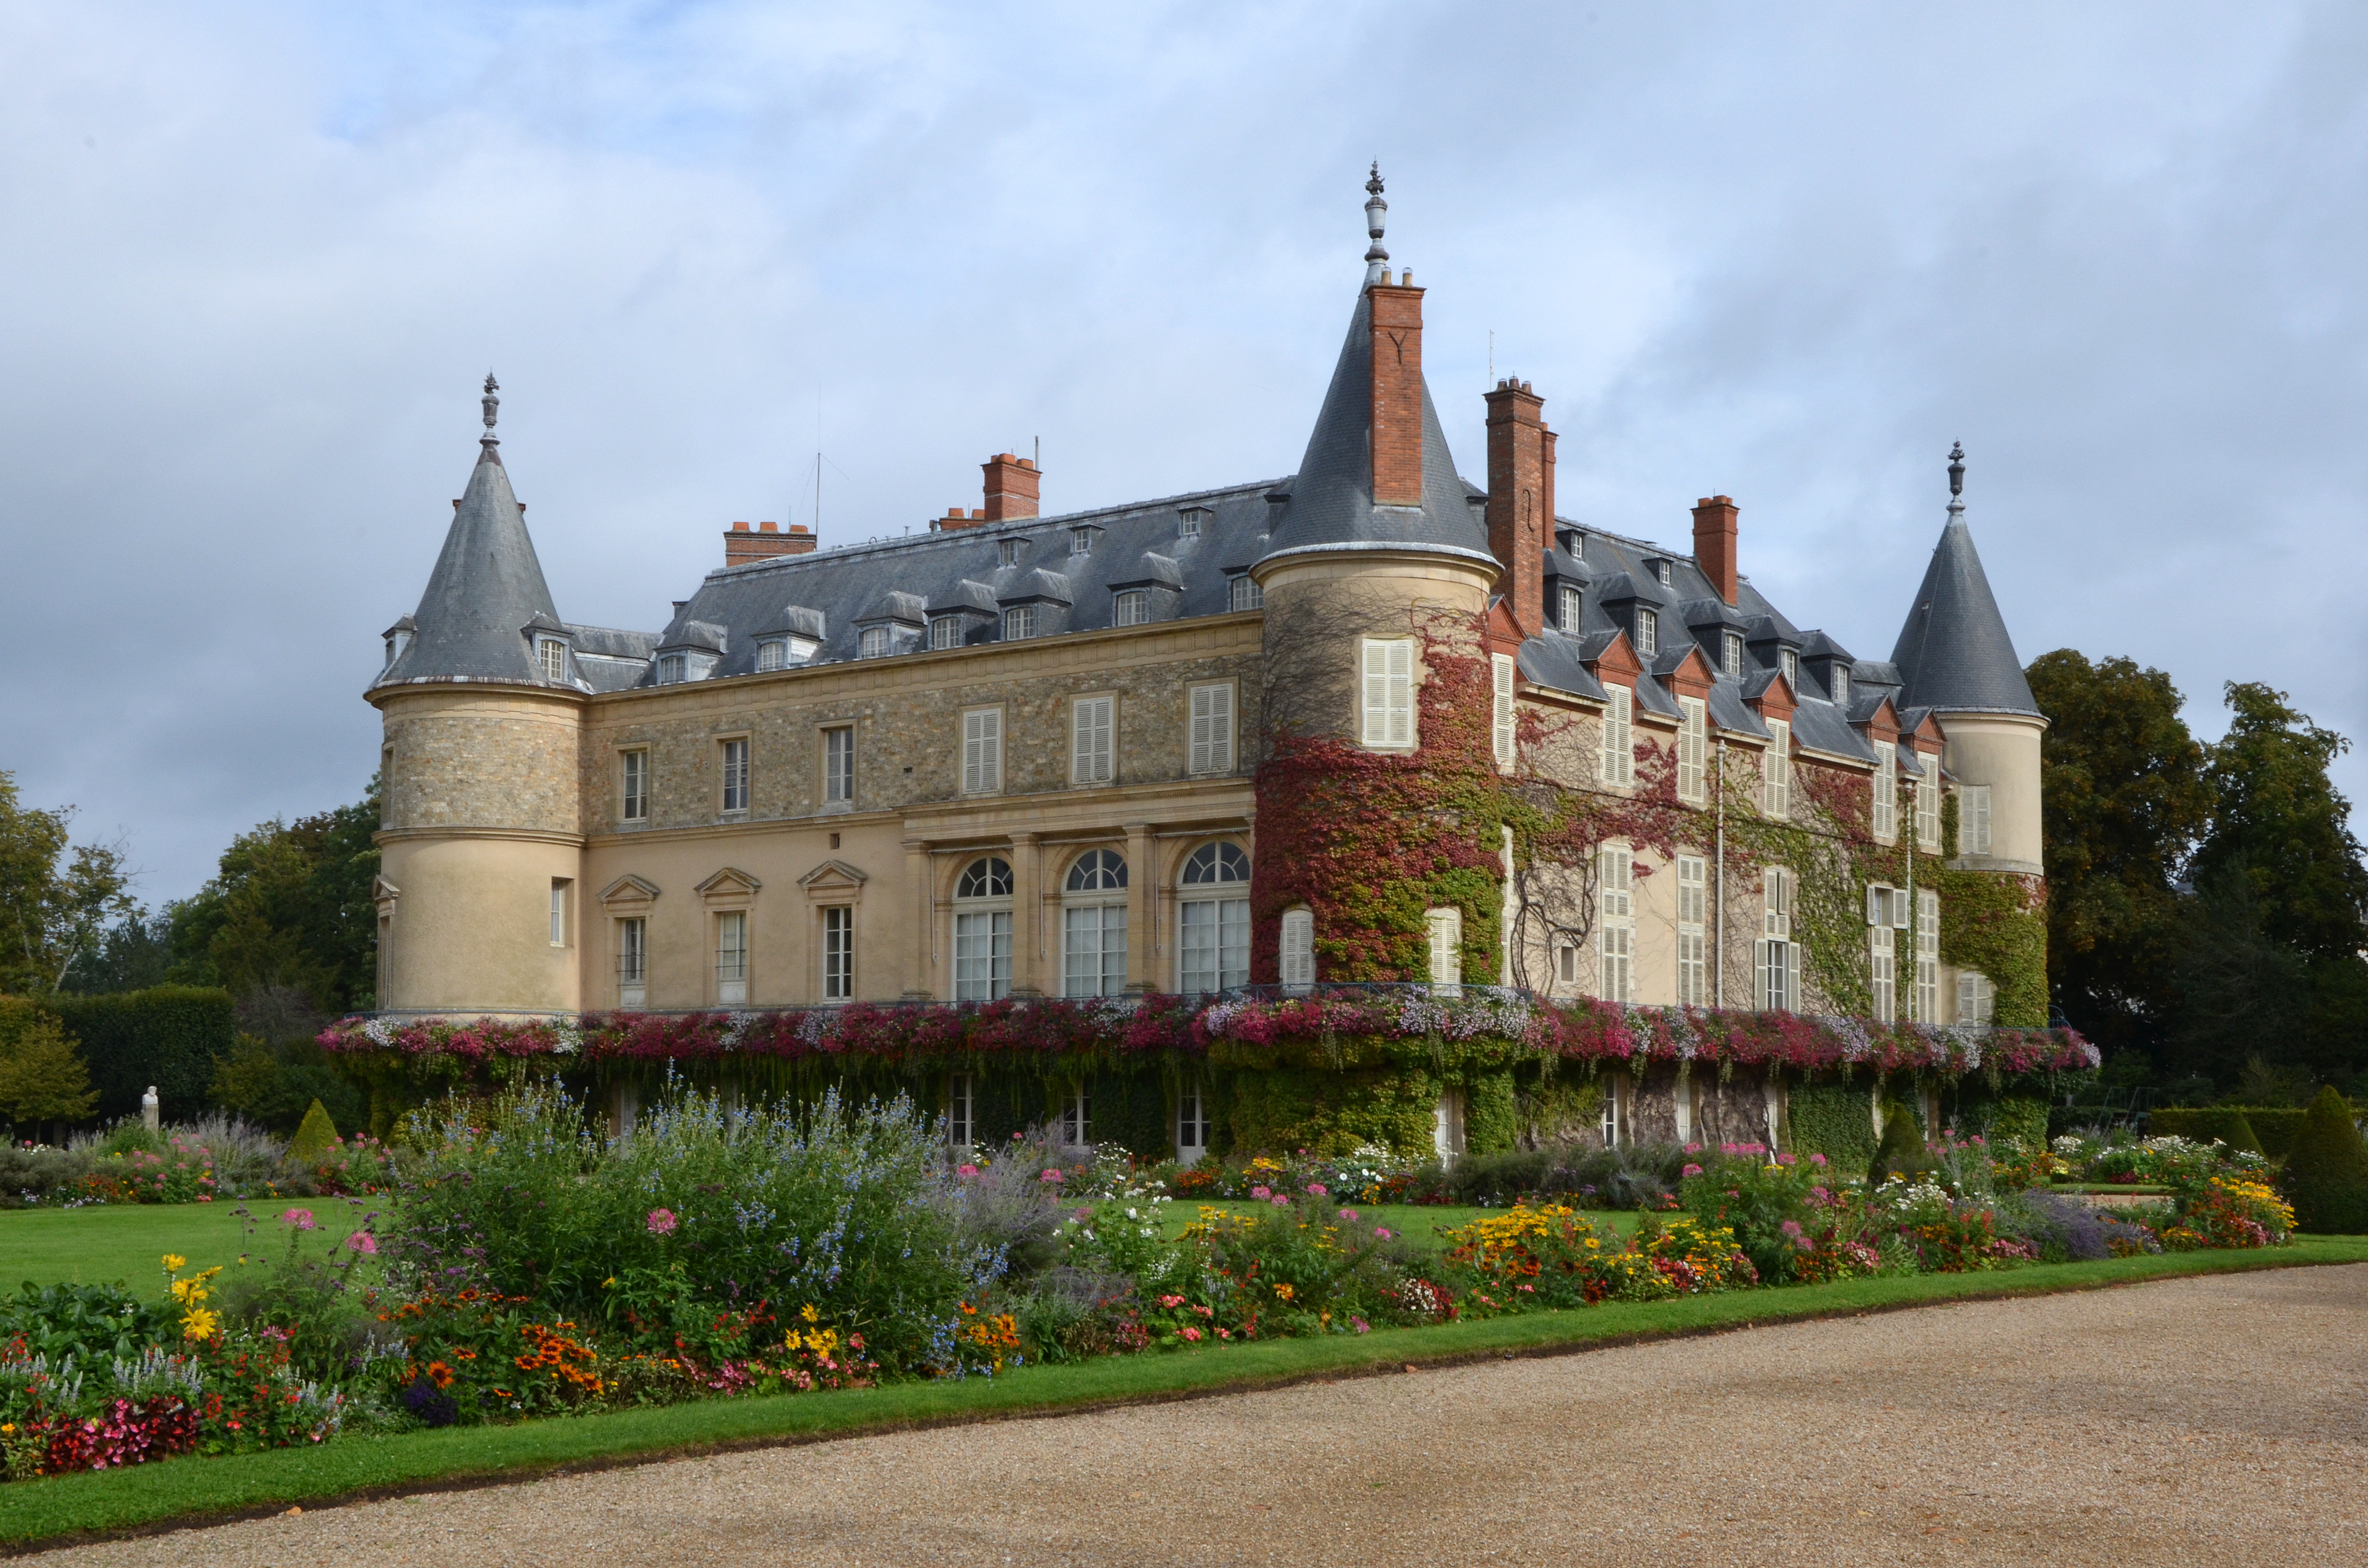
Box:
left=284, top=1098, right=340, bottom=1170
left=1870, top=1101, right=1930, bottom=1184
left=2220, top=1108, right=2265, bottom=1157
left=2283, top=1086, right=2368, bottom=1235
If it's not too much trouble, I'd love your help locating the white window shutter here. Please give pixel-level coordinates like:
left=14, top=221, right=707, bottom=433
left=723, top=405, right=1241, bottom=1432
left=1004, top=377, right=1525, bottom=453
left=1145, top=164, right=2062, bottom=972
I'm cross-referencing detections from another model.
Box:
left=1190, top=684, right=1233, bottom=774
left=1387, top=640, right=1413, bottom=746
left=1492, top=655, right=1516, bottom=768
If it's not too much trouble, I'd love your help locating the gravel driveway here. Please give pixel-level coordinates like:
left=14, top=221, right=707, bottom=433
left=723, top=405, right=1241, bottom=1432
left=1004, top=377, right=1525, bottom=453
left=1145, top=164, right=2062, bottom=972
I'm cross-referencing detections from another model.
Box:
left=40, top=1262, right=2368, bottom=1567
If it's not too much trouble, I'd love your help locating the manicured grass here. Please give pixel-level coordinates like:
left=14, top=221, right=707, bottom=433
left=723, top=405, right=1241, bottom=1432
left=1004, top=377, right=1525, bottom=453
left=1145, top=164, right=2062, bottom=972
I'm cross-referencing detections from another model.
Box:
left=0, top=1196, right=393, bottom=1298
left=6, top=1236, right=2363, bottom=1548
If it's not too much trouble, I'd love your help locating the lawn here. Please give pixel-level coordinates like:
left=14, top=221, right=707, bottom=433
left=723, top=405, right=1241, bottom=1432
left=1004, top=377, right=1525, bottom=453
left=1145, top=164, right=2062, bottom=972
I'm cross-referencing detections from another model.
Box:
left=4, top=1236, right=2363, bottom=1547
left=0, top=1196, right=387, bottom=1297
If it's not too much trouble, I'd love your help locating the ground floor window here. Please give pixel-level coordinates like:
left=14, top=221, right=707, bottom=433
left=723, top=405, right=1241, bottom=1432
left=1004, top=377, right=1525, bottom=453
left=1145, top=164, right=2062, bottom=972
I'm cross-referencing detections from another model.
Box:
left=1063, top=903, right=1127, bottom=997
left=715, top=912, right=747, bottom=1006
left=947, top=1073, right=974, bottom=1150
left=1059, top=1085, right=1092, bottom=1150
left=617, top=917, right=646, bottom=1009
left=1179, top=898, right=1248, bottom=995
left=822, top=906, right=853, bottom=1001
left=1177, top=1079, right=1213, bottom=1162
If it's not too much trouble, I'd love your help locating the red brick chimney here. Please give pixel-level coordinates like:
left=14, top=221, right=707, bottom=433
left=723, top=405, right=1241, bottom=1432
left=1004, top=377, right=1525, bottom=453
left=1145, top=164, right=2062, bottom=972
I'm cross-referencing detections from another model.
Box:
left=1369, top=274, right=1426, bottom=506
left=981, top=453, right=1040, bottom=522
left=724, top=520, right=817, bottom=567
left=1691, top=495, right=1739, bottom=605
left=1485, top=378, right=1550, bottom=634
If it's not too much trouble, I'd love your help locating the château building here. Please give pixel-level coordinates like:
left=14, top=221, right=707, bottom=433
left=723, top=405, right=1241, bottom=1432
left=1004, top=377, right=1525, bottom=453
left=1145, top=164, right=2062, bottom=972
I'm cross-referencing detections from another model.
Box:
left=363, top=174, right=2050, bottom=1155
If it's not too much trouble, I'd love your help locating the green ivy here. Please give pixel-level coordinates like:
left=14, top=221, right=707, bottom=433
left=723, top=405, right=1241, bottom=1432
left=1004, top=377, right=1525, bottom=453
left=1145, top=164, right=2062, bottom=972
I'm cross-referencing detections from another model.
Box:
left=1784, top=1076, right=1878, bottom=1173
left=1935, top=795, right=2049, bottom=1027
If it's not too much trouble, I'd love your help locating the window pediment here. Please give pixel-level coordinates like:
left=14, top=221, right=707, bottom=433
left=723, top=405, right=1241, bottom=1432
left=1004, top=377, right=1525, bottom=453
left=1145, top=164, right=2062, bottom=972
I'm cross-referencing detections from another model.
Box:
left=600, top=874, right=661, bottom=907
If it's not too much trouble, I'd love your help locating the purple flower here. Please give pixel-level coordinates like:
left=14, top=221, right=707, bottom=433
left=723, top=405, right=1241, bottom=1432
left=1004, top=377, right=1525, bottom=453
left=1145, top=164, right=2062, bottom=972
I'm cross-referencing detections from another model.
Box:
left=646, top=1207, right=678, bottom=1236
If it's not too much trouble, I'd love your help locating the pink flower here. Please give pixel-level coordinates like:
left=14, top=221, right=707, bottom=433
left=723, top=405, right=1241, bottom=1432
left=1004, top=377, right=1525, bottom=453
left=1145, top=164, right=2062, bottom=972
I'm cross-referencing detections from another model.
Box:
left=1338, top=1208, right=1359, bottom=1222
left=1249, top=1185, right=1271, bottom=1200
left=1039, top=1169, right=1064, bottom=1184
left=1181, top=1326, right=1202, bottom=1342
left=1810, top=1185, right=1832, bottom=1202
left=1075, top=1207, right=1094, bottom=1221
left=956, top=1163, right=980, bottom=1178
left=345, top=1231, right=378, bottom=1255
left=1684, top=1142, right=1703, bottom=1155
left=1780, top=1220, right=1803, bottom=1237
left=1681, top=1164, right=1703, bottom=1178
left=646, top=1207, right=678, bottom=1236
left=1776, top=1152, right=1797, bottom=1166
left=1305, top=1183, right=1327, bottom=1197
left=1270, top=1196, right=1290, bottom=1207
left=1351, top=1317, right=1371, bottom=1335
left=1808, top=1152, right=1828, bottom=1167
left=1159, top=1294, right=1185, bottom=1308
left=1374, top=1226, right=1394, bottom=1240
left=281, top=1208, right=316, bottom=1231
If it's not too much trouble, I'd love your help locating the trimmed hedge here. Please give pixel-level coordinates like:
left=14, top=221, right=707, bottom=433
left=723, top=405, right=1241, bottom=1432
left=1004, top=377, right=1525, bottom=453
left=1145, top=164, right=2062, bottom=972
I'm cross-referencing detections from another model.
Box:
left=47, top=987, right=234, bottom=1124
left=2146, top=1105, right=2364, bottom=1159
left=2283, top=1087, right=2368, bottom=1235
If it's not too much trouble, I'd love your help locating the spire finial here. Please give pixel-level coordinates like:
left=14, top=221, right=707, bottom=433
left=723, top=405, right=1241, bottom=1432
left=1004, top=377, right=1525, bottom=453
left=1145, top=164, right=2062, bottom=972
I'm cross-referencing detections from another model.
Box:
left=1363, top=162, right=1390, bottom=285
left=479, top=372, right=502, bottom=464
left=1946, top=440, right=1965, bottom=519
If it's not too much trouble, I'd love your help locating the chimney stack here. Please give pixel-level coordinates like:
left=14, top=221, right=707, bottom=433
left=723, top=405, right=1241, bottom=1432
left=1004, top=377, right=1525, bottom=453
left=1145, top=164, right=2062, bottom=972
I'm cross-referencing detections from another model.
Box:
left=1484, top=378, right=1550, bottom=634
left=1691, top=495, right=1739, bottom=605
left=981, top=453, right=1040, bottom=522
left=723, top=520, right=816, bottom=567
left=1368, top=276, right=1426, bottom=506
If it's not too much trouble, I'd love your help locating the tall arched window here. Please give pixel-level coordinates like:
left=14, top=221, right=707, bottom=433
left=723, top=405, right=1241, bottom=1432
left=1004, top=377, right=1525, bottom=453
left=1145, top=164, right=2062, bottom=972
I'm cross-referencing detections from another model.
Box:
left=953, top=856, right=1013, bottom=1001
left=1178, top=841, right=1250, bottom=995
left=1062, top=849, right=1129, bottom=997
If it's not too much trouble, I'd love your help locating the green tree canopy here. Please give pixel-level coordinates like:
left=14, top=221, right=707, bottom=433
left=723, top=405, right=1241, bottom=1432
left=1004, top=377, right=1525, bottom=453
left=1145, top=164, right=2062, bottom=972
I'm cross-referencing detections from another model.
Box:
left=0, top=771, right=138, bottom=995
left=166, top=780, right=382, bottom=1017
left=2190, top=682, right=2368, bottom=961
left=2027, top=651, right=2213, bottom=1057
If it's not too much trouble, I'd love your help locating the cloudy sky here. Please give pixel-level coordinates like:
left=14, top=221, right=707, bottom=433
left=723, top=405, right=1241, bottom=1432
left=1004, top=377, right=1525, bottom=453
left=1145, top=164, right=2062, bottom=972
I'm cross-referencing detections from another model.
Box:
left=4, top=1, right=2364, bottom=906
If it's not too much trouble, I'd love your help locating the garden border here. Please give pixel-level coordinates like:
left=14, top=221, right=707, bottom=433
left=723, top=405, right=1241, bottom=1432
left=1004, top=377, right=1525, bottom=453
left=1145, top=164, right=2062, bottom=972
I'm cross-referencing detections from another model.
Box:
left=5, top=1239, right=2364, bottom=1552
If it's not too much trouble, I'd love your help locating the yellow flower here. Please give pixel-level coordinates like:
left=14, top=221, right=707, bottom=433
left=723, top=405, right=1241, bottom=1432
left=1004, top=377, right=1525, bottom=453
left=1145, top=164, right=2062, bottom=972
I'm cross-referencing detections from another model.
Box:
left=161, top=1253, right=187, bottom=1273
left=181, top=1307, right=220, bottom=1341
left=801, top=1303, right=820, bottom=1323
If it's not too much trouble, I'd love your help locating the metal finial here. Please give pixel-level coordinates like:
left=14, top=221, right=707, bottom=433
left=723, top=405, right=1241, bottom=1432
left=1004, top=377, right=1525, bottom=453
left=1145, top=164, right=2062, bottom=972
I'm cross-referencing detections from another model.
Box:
left=1945, top=441, right=1965, bottom=520
left=482, top=373, right=501, bottom=436
left=1363, top=162, right=1390, bottom=284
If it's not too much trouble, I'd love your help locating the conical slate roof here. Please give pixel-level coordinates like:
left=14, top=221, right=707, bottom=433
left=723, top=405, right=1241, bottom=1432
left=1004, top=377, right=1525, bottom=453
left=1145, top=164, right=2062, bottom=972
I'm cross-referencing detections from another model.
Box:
left=376, top=389, right=565, bottom=689
left=1889, top=485, right=2037, bottom=718
left=1258, top=287, right=1491, bottom=567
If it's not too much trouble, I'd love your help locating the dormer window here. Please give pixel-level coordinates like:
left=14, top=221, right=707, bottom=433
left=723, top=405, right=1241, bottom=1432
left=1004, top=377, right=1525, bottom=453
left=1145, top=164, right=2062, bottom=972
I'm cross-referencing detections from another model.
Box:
left=1179, top=506, right=1210, bottom=538
left=1070, top=527, right=1094, bottom=557
left=1114, top=590, right=1149, bottom=627
left=1635, top=608, right=1658, bottom=658
left=1723, top=630, right=1745, bottom=678
left=657, top=653, right=688, bottom=685
left=1003, top=606, right=1037, bottom=641
left=928, top=615, right=962, bottom=651
left=1229, top=575, right=1263, bottom=612
left=537, top=637, right=568, bottom=683
left=1832, top=666, right=1850, bottom=706
left=1780, top=647, right=1798, bottom=686
left=383, top=631, right=411, bottom=669
left=1560, top=584, right=1582, bottom=630
left=859, top=626, right=890, bottom=659
left=1654, top=560, right=1672, bottom=588
left=999, top=538, right=1023, bottom=568
left=1570, top=533, right=1583, bottom=561
left=756, top=638, right=787, bottom=672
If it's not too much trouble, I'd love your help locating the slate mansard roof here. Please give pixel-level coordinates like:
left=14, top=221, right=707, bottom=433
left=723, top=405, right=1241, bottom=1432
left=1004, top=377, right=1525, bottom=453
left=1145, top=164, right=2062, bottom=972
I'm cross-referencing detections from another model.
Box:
left=1889, top=507, right=2040, bottom=718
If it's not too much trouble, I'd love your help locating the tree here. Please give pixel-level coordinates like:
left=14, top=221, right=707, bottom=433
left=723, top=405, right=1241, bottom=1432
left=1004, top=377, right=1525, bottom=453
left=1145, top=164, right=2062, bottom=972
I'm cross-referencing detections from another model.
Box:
left=2192, top=683, right=2368, bottom=961
left=0, top=1003, right=99, bottom=1129
left=62, top=913, right=174, bottom=994
left=0, top=771, right=138, bottom=995
left=2282, top=1085, right=2368, bottom=1235
left=167, top=781, right=382, bottom=1015
left=2025, top=651, right=2213, bottom=1062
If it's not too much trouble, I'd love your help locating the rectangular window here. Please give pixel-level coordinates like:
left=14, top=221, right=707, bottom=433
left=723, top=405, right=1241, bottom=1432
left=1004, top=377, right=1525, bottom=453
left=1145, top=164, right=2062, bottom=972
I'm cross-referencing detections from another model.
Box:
left=953, top=909, right=1013, bottom=1001
left=1601, top=685, right=1634, bottom=786
left=757, top=638, right=787, bottom=672
left=1189, top=684, right=1235, bottom=774
left=617, top=917, right=646, bottom=1008
left=1758, top=868, right=1794, bottom=1013
left=961, top=709, right=1002, bottom=795
left=860, top=626, right=890, bottom=659
left=1360, top=638, right=1415, bottom=747
left=1179, top=896, right=1250, bottom=995
left=1867, top=886, right=1898, bottom=1023
left=1179, top=509, right=1204, bottom=538
left=1960, top=785, right=1992, bottom=856
left=1062, top=903, right=1128, bottom=997
left=658, top=653, right=687, bottom=685
left=1958, top=970, right=1995, bottom=1027
left=999, top=538, right=1021, bottom=568
left=1763, top=721, right=1790, bottom=818
left=948, top=1073, right=974, bottom=1149
left=823, top=726, right=855, bottom=806
left=1915, top=888, right=1939, bottom=1024
left=1723, top=630, right=1745, bottom=678
left=719, top=738, right=750, bottom=813
left=1114, top=590, right=1149, bottom=627
left=1871, top=742, right=1897, bottom=841
left=1598, top=844, right=1633, bottom=1003
left=1916, top=776, right=1941, bottom=852
left=822, top=906, right=854, bottom=1001
left=1070, top=528, right=1092, bottom=557
left=539, top=638, right=567, bottom=682
left=1229, top=575, right=1263, bottom=612
left=1060, top=1087, right=1092, bottom=1149
left=1176, top=1079, right=1212, bottom=1158
left=549, top=880, right=570, bottom=946
left=1780, top=647, right=1798, bottom=687
left=1003, top=605, right=1037, bottom=641
left=1071, top=695, right=1114, bottom=785
left=1677, top=697, right=1707, bottom=805
left=1492, top=654, right=1517, bottom=770
left=928, top=615, right=962, bottom=651
left=715, top=911, right=748, bottom=1006
left=1426, top=907, right=1463, bottom=997
left=1556, top=944, right=1579, bottom=985
left=621, top=750, right=648, bottom=822
left=1676, top=855, right=1707, bottom=1006
left=1832, top=665, right=1850, bottom=707
left=1280, top=908, right=1314, bottom=992
left=1560, top=584, right=1583, bottom=630
left=1635, top=609, right=1657, bottom=658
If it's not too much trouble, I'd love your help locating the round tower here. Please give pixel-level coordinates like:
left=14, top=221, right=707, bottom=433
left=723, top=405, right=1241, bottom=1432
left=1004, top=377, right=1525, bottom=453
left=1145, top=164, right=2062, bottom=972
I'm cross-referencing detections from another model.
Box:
left=369, top=377, right=588, bottom=1017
